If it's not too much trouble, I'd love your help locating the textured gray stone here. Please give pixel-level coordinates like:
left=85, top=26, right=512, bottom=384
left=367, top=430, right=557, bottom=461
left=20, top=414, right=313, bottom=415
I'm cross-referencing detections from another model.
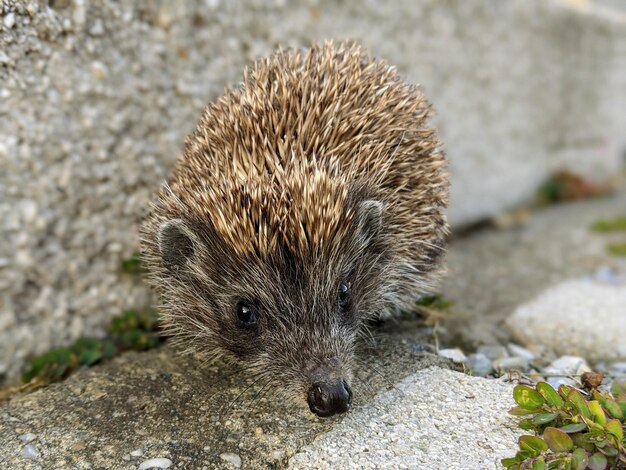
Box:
left=288, top=367, right=523, bottom=469
left=492, top=357, right=531, bottom=373
left=438, top=348, right=467, bottom=363
left=507, top=343, right=535, bottom=362
left=506, top=281, right=626, bottom=363
left=542, top=355, right=592, bottom=389
left=138, top=458, right=173, bottom=470
left=1, top=0, right=625, bottom=385
left=477, top=346, right=510, bottom=361
left=0, top=323, right=458, bottom=469
left=466, top=353, right=494, bottom=377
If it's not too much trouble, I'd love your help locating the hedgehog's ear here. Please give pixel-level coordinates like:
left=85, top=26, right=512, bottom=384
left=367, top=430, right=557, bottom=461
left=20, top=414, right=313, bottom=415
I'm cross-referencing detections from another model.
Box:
left=158, top=219, right=197, bottom=272
left=356, top=200, right=384, bottom=247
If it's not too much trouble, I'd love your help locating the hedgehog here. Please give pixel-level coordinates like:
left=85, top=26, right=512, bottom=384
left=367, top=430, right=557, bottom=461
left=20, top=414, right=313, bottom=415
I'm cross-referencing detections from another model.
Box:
left=140, top=42, right=448, bottom=417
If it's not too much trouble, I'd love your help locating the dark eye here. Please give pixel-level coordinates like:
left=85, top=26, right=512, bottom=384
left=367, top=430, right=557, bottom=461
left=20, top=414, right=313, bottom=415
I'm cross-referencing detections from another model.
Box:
left=338, top=283, right=350, bottom=310
left=236, top=301, right=257, bottom=328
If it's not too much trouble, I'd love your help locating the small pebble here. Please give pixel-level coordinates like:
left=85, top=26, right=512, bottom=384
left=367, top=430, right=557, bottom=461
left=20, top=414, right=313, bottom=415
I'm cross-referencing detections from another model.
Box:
left=130, top=447, right=144, bottom=457
left=89, top=18, right=104, bottom=36
left=477, top=345, right=509, bottom=361
left=465, top=353, right=493, bottom=376
left=271, top=450, right=286, bottom=461
left=594, top=266, right=621, bottom=285
left=411, top=343, right=437, bottom=354
left=19, top=433, right=37, bottom=444
left=23, top=444, right=38, bottom=459
left=507, top=343, right=535, bottom=361
left=138, top=458, right=173, bottom=469
left=543, top=355, right=590, bottom=376
left=493, top=356, right=530, bottom=372
left=607, top=362, right=626, bottom=375
left=581, top=371, right=605, bottom=389
left=4, top=12, right=16, bottom=28
left=220, top=452, right=242, bottom=468
left=543, top=355, right=591, bottom=389
left=438, top=348, right=466, bottom=363
left=547, top=376, right=578, bottom=389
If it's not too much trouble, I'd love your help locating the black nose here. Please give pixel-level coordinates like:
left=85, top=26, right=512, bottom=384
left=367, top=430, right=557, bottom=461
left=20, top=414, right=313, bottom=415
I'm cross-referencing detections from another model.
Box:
left=307, top=379, right=353, bottom=417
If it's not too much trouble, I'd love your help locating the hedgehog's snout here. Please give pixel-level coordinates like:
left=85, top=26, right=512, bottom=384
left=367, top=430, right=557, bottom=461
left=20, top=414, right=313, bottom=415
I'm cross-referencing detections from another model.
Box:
left=307, top=378, right=353, bottom=417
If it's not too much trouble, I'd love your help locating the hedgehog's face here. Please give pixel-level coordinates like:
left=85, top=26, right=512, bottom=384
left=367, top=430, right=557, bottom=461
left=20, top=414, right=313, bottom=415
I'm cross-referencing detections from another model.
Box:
left=154, top=199, right=389, bottom=417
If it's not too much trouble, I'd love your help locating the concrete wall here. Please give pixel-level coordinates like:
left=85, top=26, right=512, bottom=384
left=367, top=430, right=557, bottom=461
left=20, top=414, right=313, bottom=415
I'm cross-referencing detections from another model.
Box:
left=1, top=0, right=625, bottom=383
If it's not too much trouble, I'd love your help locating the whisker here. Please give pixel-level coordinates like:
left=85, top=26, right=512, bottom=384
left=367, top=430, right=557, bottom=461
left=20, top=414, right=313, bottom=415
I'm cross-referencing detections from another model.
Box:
left=218, top=373, right=266, bottom=418
left=242, top=379, right=275, bottom=414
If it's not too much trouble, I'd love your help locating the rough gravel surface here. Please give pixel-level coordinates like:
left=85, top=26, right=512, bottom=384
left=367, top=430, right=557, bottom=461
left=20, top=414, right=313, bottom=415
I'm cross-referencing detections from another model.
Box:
left=289, top=367, right=522, bottom=470
left=506, top=279, right=626, bottom=363
left=0, top=320, right=462, bottom=469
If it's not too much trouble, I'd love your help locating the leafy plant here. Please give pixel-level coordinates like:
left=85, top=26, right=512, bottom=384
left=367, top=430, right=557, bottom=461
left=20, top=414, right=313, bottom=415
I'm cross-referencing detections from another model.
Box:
left=607, top=243, right=626, bottom=257
left=537, top=170, right=611, bottom=205
left=120, top=251, right=145, bottom=275
left=415, top=294, right=452, bottom=311
left=412, top=294, right=453, bottom=324
left=109, top=308, right=162, bottom=351
left=591, top=217, right=626, bottom=233
left=503, top=381, right=626, bottom=469
left=22, top=308, right=163, bottom=384
left=591, top=216, right=626, bottom=257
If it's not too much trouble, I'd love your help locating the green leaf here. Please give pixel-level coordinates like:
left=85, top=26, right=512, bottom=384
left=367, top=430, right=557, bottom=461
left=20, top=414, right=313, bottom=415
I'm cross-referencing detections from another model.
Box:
left=587, top=452, right=608, bottom=470
left=531, top=457, right=546, bottom=470
left=572, top=432, right=597, bottom=452
left=591, top=216, right=626, bottom=232
left=120, top=251, right=145, bottom=274
left=536, top=382, right=564, bottom=407
left=22, top=348, right=74, bottom=382
left=571, top=448, right=588, bottom=470
left=599, top=445, right=618, bottom=457
left=605, top=419, right=624, bottom=443
left=559, top=423, right=587, bottom=433
left=616, top=394, right=626, bottom=416
left=558, top=384, right=573, bottom=399
left=519, top=435, right=548, bottom=457
left=532, top=412, right=559, bottom=425
left=102, top=340, right=118, bottom=360
left=582, top=416, right=605, bottom=434
left=514, top=385, right=545, bottom=410
left=72, top=337, right=102, bottom=352
left=612, top=380, right=626, bottom=396
left=519, top=419, right=535, bottom=431
left=415, top=294, right=452, bottom=309
left=501, top=457, right=520, bottom=468
left=607, top=242, right=626, bottom=256
left=509, top=406, right=539, bottom=416
left=543, top=427, right=573, bottom=452
left=78, top=348, right=102, bottom=366
left=588, top=400, right=606, bottom=425
left=603, top=399, right=624, bottom=420
left=593, top=392, right=624, bottom=420
left=567, top=390, right=591, bottom=419
left=50, top=362, right=71, bottom=380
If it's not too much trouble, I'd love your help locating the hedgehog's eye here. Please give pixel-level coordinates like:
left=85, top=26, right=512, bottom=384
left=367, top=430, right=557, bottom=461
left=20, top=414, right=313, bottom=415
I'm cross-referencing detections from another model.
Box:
left=236, top=301, right=257, bottom=328
left=338, top=283, right=350, bottom=311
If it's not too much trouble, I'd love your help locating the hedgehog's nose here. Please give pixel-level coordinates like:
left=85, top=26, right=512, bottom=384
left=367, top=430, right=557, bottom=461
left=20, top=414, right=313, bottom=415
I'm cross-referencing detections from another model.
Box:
left=307, top=379, right=353, bottom=417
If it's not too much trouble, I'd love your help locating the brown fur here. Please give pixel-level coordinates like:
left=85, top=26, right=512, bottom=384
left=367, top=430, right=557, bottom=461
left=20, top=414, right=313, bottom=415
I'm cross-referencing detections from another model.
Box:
left=140, top=42, right=448, bottom=404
